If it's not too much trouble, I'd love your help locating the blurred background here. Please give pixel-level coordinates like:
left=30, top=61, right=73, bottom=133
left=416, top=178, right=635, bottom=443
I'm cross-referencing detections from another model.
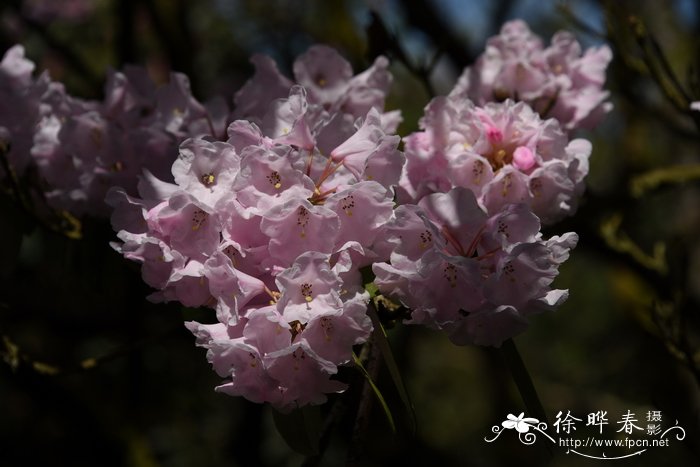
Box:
left=1, top=0, right=700, bottom=465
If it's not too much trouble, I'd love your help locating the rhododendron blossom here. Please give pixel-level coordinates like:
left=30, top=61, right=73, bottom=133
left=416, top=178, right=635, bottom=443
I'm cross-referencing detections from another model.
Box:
left=109, top=46, right=403, bottom=408
left=0, top=33, right=593, bottom=410
left=233, top=44, right=401, bottom=133
left=0, top=45, right=227, bottom=217
left=400, top=97, right=591, bottom=225
left=450, top=19, right=612, bottom=132
left=37, top=66, right=224, bottom=217
left=186, top=251, right=372, bottom=409
left=373, top=187, right=578, bottom=346
left=0, top=45, right=94, bottom=177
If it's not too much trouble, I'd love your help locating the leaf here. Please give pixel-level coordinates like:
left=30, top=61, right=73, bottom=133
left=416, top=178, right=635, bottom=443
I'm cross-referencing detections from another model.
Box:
left=353, top=352, right=396, bottom=433
left=366, top=304, right=417, bottom=435
left=272, top=405, right=322, bottom=456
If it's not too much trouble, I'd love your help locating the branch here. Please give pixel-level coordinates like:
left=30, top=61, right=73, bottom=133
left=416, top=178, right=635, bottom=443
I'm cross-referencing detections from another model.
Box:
left=500, top=339, right=549, bottom=426
left=346, top=339, right=383, bottom=466
left=630, top=164, right=700, bottom=197
left=0, top=325, right=180, bottom=376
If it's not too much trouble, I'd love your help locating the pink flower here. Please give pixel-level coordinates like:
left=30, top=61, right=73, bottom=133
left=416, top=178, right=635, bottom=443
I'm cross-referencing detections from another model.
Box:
left=232, top=54, right=294, bottom=123
left=185, top=252, right=372, bottom=410
left=401, top=97, right=591, bottom=224
left=0, top=46, right=79, bottom=176
left=232, top=44, right=400, bottom=132
left=23, top=62, right=225, bottom=217
left=171, top=137, right=241, bottom=208
left=374, top=187, right=577, bottom=347
left=450, top=19, right=612, bottom=132
left=107, top=45, right=404, bottom=408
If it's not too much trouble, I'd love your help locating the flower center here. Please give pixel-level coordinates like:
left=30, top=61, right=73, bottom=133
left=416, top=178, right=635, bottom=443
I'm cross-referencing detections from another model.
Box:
left=300, top=283, right=313, bottom=302
left=503, top=261, right=516, bottom=282
left=291, top=347, right=306, bottom=369
left=501, top=173, right=513, bottom=197
left=266, top=171, right=282, bottom=189
left=201, top=173, right=216, bottom=186
left=443, top=263, right=458, bottom=288
left=320, top=316, right=334, bottom=342
left=340, top=195, right=355, bottom=216
left=419, top=230, right=433, bottom=249
left=496, top=220, right=510, bottom=238
left=296, top=206, right=309, bottom=237
left=191, top=208, right=207, bottom=231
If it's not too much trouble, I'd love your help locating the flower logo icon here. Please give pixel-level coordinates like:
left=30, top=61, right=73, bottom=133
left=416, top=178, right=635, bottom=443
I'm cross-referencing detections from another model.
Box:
left=486, top=412, right=555, bottom=445
left=502, top=413, right=540, bottom=433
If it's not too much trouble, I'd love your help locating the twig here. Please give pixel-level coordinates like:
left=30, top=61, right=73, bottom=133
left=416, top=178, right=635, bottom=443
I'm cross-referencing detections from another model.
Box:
left=500, top=339, right=549, bottom=426
left=346, top=339, right=381, bottom=466
left=0, top=325, right=180, bottom=376
left=557, top=2, right=608, bottom=40
left=301, top=395, right=347, bottom=467
left=630, top=164, right=700, bottom=197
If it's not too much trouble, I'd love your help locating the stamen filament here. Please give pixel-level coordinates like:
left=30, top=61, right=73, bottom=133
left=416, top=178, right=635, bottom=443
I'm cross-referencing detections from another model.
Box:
left=465, top=225, right=486, bottom=257
left=441, top=226, right=466, bottom=257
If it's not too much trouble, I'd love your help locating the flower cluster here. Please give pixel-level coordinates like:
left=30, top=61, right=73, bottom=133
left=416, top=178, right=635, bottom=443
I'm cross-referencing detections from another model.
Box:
left=373, top=187, right=577, bottom=347
left=450, top=19, right=612, bottom=132
left=110, top=46, right=403, bottom=409
left=375, top=19, right=605, bottom=347
left=232, top=44, right=401, bottom=133
left=0, top=45, right=65, bottom=176
left=3, top=19, right=604, bottom=409
left=400, top=97, right=591, bottom=224
left=1, top=45, right=225, bottom=217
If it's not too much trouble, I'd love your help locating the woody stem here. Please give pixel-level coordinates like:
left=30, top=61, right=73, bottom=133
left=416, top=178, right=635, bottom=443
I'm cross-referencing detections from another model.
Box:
left=500, top=338, right=551, bottom=441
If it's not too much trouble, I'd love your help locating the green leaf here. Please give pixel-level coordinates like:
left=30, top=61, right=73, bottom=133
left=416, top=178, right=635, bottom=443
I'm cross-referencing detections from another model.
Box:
left=367, top=304, right=417, bottom=434
left=353, top=352, right=396, bottom=433
left=271, top=405, right=322, bottom=456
